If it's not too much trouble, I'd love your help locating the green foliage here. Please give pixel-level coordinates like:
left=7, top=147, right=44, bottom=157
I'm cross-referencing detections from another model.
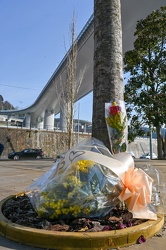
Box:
left=0, top=95, right=14, bottom=110
left=124, top=6, right=166, bottom=138
left=127, top=119, right=146, bottom=143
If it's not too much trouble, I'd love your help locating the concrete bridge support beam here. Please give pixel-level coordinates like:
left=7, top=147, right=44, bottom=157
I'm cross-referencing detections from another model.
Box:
left=36, top=117, right=44, bottom=130
left=59, top=101, right=71, bottom=132
left=59, top=109, right=67, bottom=132
left=44, top=111, right=55, bottom=130
left=24, top=113, right=31, bottom=128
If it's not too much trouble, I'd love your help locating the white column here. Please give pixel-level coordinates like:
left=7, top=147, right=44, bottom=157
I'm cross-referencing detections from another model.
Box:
left=24, top=113, right=31, bottom=128
left=44, top=110, right=55, bottom=130
left=60, top=109, right=67, bottom=132
left=59, top=101, right=70, bottom=132
left=37, top=117, right=44, bottom=130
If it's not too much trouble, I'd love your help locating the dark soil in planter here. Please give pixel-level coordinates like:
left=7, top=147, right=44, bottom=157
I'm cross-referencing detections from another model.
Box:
left=2, top=194, right=146, bottom=232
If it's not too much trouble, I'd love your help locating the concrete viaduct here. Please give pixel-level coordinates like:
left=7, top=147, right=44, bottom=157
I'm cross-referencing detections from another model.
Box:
left=0, top=0, right=165, bottom=130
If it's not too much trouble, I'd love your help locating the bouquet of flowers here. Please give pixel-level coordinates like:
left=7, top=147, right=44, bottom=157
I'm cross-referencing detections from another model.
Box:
left=26, top=138, right=159, bottom=221
left=105, top=101, right=128, bottom=154
left=27, top=138, right=122, bottom=220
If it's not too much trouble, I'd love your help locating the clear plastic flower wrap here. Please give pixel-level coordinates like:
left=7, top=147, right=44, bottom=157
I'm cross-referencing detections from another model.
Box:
left=135, top=163, right=166, bottom=215
left=26, top=138, right=163, bottom=221
left=26, top=138, right=123, bottom=219
left=105, top=101, right=128, bottom=154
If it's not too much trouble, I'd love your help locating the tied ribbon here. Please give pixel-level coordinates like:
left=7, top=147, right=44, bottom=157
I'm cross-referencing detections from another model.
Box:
left=119, top=167, right=157, bottom=220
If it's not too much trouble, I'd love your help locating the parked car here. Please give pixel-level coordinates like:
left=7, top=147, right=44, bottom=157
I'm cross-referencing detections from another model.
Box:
left=8, top=148, right=44, bottom=160
left=140, top=153, right=157, bottom=159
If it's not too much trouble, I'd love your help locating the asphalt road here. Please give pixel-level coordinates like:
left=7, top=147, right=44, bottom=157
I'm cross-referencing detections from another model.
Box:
left=0, top=159, right=55, bottom=201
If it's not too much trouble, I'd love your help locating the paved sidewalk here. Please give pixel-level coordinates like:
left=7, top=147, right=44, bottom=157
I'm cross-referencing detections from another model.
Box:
left=0, top=159, right=166, bottom=250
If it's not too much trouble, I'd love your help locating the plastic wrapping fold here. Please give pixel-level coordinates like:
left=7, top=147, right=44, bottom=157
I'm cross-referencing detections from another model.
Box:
left=26, top=138, right=163, bottom=221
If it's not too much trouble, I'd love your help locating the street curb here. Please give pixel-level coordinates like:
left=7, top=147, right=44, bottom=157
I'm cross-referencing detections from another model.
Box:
left=0, top=196, right=164, bottom=250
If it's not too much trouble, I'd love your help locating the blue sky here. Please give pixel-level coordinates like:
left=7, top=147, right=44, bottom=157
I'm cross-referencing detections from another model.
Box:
left=0, top=0, right=94, bottom=121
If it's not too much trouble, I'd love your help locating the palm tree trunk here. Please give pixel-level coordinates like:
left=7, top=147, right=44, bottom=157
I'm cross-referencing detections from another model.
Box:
left=92, top=0, right=124, bottom=149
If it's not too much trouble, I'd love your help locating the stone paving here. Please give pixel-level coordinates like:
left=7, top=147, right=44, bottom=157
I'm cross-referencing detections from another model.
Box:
left=0, top=158, right=166, bottom=250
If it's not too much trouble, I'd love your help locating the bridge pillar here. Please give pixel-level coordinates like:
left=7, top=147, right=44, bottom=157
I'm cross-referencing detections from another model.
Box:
left=37, top=117, right=44, bottom=130
left=24, top=113, right=31, bottom=128
left=59, top=109, right=68, bottom=132
left=44, top=110, right=54, bottom=130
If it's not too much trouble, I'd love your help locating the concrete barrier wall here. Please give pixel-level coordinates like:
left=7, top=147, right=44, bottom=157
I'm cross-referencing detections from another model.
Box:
left=0, top=127, right=90, bottom=159
left=128, top=138, right=157, bottom=158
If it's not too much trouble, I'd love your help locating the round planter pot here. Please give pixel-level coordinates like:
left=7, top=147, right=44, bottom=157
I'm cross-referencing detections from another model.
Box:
left=0, top=196, right=164, bottom=250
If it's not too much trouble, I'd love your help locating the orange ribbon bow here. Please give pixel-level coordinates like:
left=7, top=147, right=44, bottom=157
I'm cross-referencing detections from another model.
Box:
left=119, top=167, right=157, bottom=220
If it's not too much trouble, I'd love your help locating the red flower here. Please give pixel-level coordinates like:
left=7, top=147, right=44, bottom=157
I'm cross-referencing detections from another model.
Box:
left=109, top=104, right=121, bottom=116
